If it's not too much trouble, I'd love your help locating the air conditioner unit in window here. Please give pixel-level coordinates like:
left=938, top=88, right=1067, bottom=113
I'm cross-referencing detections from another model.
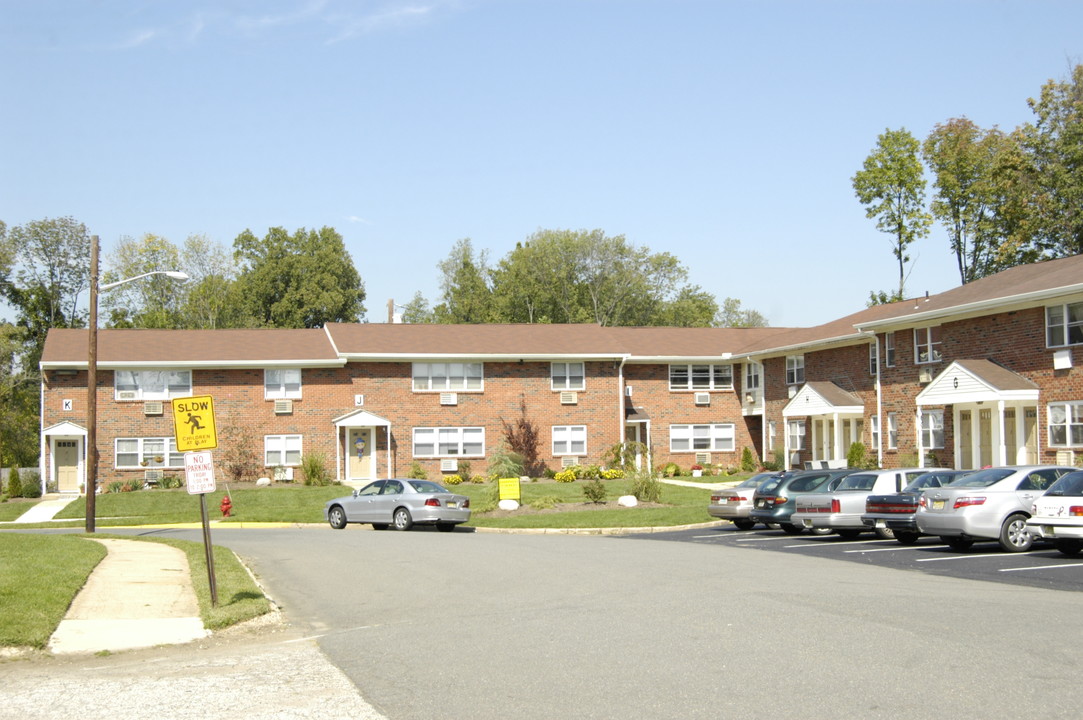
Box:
left=440, top=458, right=458, bottom=472
left=918, top=368, right=934, bottom=384
left=695, top=452, right=711, bottom=465
left=143, top=401, right=163, bottom=416
left=144, top=469, right=163, bottom=482
left=560, top=391, right=578, bottom=405
left=561, top=456, right=580, bottom=468
left=694, top=392, right=711, bottom=406
left=1056, top=450, right=1076, bottom=466
left=117, top=391, right=138, bottom=401
left=440, top=392, right=458, bottom=406
left=274, top=466, right=294, bottom=481
left=274, top=399, right=294, bottom=414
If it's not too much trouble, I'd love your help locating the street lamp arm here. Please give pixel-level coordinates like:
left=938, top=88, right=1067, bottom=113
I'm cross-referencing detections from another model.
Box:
left=101, top=270, right=189, bottom=291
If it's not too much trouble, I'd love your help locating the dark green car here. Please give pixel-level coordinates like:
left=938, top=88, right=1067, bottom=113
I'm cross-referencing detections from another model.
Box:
left=748, top=469, right=857, bottom=534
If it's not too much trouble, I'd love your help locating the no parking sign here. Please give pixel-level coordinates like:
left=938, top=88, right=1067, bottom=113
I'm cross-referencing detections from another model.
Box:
left=185, top=451, right=216, bottom=495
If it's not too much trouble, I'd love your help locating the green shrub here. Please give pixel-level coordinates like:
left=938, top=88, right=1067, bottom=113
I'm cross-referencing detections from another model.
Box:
left=740, top=447, right=758, bottom=473
left=107, top=481, right=125, bottom=493
left=579, top=465, right=602, bottom=479
left=123, top=478, right=143, bottom=492
left=301, top=452, right=333, bottom=486
left=528, top=494, right=559, bottom=510
left=603, top=441, right=649, bottom=471
left=630, top=470, right=662, bottom=503
left=444, top=474, right=464, bottom=485
left=583, top=478, right=607, bottom=504
left=470, top=474, right=486, bottom=483
left=456, top=460, right=472, bottom=479
left=159, top=475, right=184, bottom=489
left=407, top=462, right=427, bottom=480
left=488, top=441, right=525, bottom=479
left=6, top=468, right=23, bottom=499
left=661, top=462, right=680, bottom=477
left=19, top=470, right=42, bottom=498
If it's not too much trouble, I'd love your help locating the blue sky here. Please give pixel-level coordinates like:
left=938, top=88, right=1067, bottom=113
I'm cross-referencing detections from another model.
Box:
left=2, top=0, right=1081, bottom=327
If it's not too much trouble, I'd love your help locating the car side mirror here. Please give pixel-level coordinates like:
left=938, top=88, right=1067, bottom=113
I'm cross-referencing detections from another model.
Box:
left=352, top=489, right=360, bottom=498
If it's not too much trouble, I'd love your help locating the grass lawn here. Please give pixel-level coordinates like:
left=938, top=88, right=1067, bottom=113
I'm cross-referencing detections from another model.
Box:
left=0, top=532, right=271, bottom=649
left=0, top=498, right=43, bottom=522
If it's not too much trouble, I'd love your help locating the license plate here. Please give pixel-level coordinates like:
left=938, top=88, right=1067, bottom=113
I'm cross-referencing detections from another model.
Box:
left=932, top=500, right=945, bottom=510
left=447, top=501, right=458, bottom=508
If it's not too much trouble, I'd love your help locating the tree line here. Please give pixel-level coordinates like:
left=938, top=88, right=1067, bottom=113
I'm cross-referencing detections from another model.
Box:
left=853, top=64, right=1083, bottom=301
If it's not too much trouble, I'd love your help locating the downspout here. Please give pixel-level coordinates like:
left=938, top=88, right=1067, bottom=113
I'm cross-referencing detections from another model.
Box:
left=39, top=371, right=46, bottom=494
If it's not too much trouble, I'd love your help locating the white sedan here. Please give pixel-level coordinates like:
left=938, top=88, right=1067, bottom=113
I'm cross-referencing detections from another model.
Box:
left=1027, top=470, right=1083, bottom=556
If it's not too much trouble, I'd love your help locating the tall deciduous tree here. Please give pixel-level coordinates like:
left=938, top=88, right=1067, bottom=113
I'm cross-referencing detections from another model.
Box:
left=433, top=238, right=494, bottom=323
left=232, top=226, right=366, bottom=328
left=103, top=233, right=187, bottom=328
left=716, top=297, right=769, bottom=328
left=852, top=128, right=933, bottom=298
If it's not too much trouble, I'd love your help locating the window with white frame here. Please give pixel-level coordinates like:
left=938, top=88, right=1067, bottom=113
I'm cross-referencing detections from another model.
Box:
left=870, top=414, right=880, bottom=451
left=787, top=419, right=806, bottom=450
left=744, top=362, right=761, bottom=392
left=869, top=343, right=879, bottom=375
left=264, top=368, right=302, bottom=399
left=1048, top=402, right=1083, bottom=447
left=1047, top=302, right=1083, bottom=347
left=552, top=425, right=587, bottom=456
left=412, top=362, right=483, bottom=391
left=885, top=332, right=896, bottom=367
left=914, top=327, right=942, bottom=364
left=786, top=356, right=805, bottom=385
left=551, top=362, right=585, bottom=391
left=670, top=424, right=735, bottom=452
left=767, top=420, right=776, bottom=452
left=669, top=364, right=734, bottom=391
left=115, top=437, right=184, bottom=468
left=887, top=412, right=898, bottom=449
left=265, top=434, right=302, bottom=466
left=413, top=427, right=485, bottom=457
left=114, top=370, right=191, bottom=400
left=920, top=410, right=944, bottom=449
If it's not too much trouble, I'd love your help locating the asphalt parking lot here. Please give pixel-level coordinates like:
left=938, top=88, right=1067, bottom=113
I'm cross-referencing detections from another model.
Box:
left=618, top=524, right=1083, bottom=592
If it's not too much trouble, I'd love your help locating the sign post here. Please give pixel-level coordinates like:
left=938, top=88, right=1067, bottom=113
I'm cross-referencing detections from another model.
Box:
left=173, top=396, right=220, bottom=607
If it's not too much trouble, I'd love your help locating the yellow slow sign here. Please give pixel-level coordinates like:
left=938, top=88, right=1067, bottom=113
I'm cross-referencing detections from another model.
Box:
left=171, top=395, right=219, bottom=451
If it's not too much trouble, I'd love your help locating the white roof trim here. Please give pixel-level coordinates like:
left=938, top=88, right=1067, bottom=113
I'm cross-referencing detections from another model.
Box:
left=915, top=361, right=1040, bottom=406
left=782, top=384, right=864, bottom=417
left=43, top=421, right=87, bottom=436
left=41, top=359, right=346, bottom=370
left=333, top=409, right=392, bottom=428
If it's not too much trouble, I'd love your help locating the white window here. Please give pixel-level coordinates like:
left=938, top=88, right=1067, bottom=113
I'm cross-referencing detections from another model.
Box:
left=669, top=364, right=733, bottom=391
left=265, top=435, right=302, bottom=466
left=869, top=342, right=879, bottom=375
left=887, top=412, right=898, bottom=449
left=914, top=327, right=942, bottom=364
left=413, top=427, right=485, bottom=457
left=1049, top=402, right=1083, bottom=447
left=115, top=437, right=184, bottom=469
left=921, top=410, right=944, bottom=449
left=264, top=368, right=302, bottom=399
left=412, top=362, right=483, bottom=391
left=870, top=414, right=880, bottom=451
left=787, top=420, right=806, bottom=450
left=670, top=424, right=735, bottom=453
left=551, top=362, right=585, bottom=391
left=744, top=362, right=761, bottom=391
left=114, top=370, right=191, bottom=400
left=1047, top=302, right=1083, bottom=347
left=767, top=420, right=776, bottom=452
left=884, top=332, right=896, bottom=367
left=552, top=425, right=587, bottom=456
left=785, top=356, right=804, bottom=385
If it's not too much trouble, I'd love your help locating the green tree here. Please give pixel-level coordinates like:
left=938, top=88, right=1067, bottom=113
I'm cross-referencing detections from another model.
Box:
left=852, top=128, right=933, bottom=298
left=715, top=297, right=768, bottom=328
left=178, top=234, right=244, bottom=329
left=0, top=323, right=38, bottom=467
left=232, top=226, right=366, bottom=328
left=400, top=291, right=434, bottom=323
left=103, top=234, right=187, bottom=328
left=433, top=238, right=494, bottom=323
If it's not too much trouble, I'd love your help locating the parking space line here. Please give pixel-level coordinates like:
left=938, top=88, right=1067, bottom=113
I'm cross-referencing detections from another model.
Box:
left=844, top=545, right=937, bottom=554
left=916, top=550, right=1045, bottom=562
left=783, top=539, right=884, bottom=549
left=999, top=562, right=1083, bottom=573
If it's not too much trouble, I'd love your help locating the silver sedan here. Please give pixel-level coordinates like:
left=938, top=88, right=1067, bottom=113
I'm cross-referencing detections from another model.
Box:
left=325, top=478, right=471, bottom=532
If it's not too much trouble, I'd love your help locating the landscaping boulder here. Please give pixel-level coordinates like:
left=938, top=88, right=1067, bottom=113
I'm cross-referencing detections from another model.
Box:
left=498, top=499, right=520, bottom=511
left=256, top=477, right=272, bottom=487
left=617, top=495, right=638, bottom=507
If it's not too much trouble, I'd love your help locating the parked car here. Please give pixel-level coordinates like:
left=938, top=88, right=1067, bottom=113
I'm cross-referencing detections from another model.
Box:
left=749, top=469, right=856, bottom=534
left=861, top=469, right=973, bottom=544
left=708, top=472, right=784, bottom=529
left=915, top=465, right=1077, bottom=552
left=1026, top=470, right=1083, bottom=556
left=791, top=468, right=942, bottom=539
left=325, top=478, right=471, bottom=531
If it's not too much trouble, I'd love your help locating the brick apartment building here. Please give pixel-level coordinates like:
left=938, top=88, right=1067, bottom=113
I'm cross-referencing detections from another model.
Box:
left=37, top=255, right=1083, bottom=493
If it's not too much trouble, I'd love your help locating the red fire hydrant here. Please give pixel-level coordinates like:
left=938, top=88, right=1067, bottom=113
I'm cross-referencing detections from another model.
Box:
left=219, top=494, right=232, bottom=517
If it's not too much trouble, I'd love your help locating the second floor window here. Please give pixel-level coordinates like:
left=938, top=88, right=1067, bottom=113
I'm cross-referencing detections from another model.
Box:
left=551, top=362, right=585, bottom=391
left=869, top=342, right=879, bottom=375
left=884, top=332, right=896, bottom=367
left=870, top=414, right=881, bottom=451
left=265, top=369, right=302, bottom=399
left=786, top=356, right=804, bottom=385
left=914, top=327, right=942, bottom=364
left=114, top=370, right=191, bottom=400
left=744, top=362, right=761, bottom=392
left=669, top=364, right=733, bottom=391
left=1047, top=302, right=1083, bottom=347
left=888, top=412, right=898, bottom=449
left=412, top=362, right=483, bottom=391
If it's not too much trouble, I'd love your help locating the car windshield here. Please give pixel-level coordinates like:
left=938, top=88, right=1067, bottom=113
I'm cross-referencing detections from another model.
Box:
left=906, top=471, right=967, bottom=491
left=1044, top=471, right=1083, bottom=497
left=407, top=480, right=449, bottom=494
left=948, top=468, right=1015, bottom=488
left=787, top=473, right=831, bottom=493
left=837, top=473, right=877, bottom=491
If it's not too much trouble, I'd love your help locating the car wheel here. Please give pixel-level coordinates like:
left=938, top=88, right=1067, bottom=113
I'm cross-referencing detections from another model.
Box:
left=894, top=531, right=920, bottom=545
left=998, top=514, right=1033, bottom=553
left=781, top=524, right=804, bottom=535
left=874, top=527, right=895, bottom=540
left=808, top=527, right=833, bottom=536
left=942, top=536, right=974, bottom=551
left=835, top=529, right=862, bottom=539
left=436, top=522, right=456, bottom=532
left=372, top=523, right=389, bottom=531
left=327, top=505, right=347, bottom=530
left=732, top=519, right=756, bottom=531
left=393, top=507, right=414, bottom=531
left=1054, top=539, right=1083, bottom=556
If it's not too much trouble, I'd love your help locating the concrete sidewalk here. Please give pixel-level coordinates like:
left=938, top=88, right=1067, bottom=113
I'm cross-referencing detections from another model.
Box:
left=10, top=493, right=78, bottom=523
left=48, top=538, right=210, bottom=654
